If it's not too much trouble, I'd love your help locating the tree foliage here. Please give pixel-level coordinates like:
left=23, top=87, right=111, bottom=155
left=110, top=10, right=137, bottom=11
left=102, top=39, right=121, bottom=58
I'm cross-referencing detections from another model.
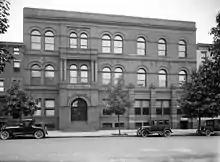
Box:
left=0, top=0, right=14, bottom=73
left=0, top=0, right=10, bottom=34
left=105, top=78, right=133, bottom=135
left=3, top=81, right=39, bottom=119
left=178, top=11, right=220, bottom=130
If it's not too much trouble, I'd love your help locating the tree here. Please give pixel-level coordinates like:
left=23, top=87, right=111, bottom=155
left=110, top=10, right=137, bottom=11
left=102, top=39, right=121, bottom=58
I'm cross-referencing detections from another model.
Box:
left=105, top=78, right=133, bottom=135
left=3, top=81, right=39, bottom=119
left=178, top=11, right=220, bottom=130
left=0, top=0, right=14, bottom=73
left=178, top=62, right=220, bottom=130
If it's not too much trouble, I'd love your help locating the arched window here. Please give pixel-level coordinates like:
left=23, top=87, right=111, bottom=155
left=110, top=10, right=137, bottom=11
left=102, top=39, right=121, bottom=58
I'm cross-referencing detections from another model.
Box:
left=179, top=70, right=187, bottom=84
left=137, top=37, right=146, bottom=55
left=178, top=40, right=187, bottom=58
left=70, top=65, right=77, bottom=83
left=70, top=32, right=77, bottom=48
left=80, top=65, right=88, bottom=83
left=31, top=30, right=41, bottom=50
left=137, top=68, right=146, bottom=87
left=158, top=39, right=167, bottom=56
left=45, top=31, right=54, bottom=51
left=45, top=65, right=55, bottom=78
left=31, top=64, right=41, bottom=77
left=114, top=67, right=123, bottom=84
left=80, top=33, right=88, bottom=49
left=102, top=35, right=111, bottom=53
left=158, top=69, right=167, bottom=87
left=114, top=35, right=123, bottom=54
left=102, top=67, right=111, bottom=85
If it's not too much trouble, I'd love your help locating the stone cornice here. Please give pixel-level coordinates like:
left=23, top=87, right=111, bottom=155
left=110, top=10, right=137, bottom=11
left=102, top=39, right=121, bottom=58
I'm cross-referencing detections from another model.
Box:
left=24, top=8, right=196, bottom=32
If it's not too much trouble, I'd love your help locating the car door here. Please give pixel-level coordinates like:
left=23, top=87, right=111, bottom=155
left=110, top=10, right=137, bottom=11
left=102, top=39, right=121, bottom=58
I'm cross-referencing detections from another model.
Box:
left=20, top=121, right=35, bottom=135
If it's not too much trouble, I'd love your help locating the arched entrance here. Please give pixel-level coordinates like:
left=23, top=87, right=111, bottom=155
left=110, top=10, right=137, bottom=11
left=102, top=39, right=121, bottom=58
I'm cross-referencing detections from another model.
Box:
left=71, top=98, right=88, bottom=121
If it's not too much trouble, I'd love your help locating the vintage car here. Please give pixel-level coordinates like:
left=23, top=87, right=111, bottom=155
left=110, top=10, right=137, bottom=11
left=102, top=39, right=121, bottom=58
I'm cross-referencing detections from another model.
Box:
left=137, top=120, right=173, bottom=137
left=196, top=118, right=220, bottom=136
left=0, top=119, right=48, bottom=140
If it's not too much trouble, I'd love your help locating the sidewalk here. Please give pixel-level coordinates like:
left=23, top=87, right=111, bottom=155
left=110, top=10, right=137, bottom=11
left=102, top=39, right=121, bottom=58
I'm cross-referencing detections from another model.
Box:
left=47, top=129, right=197, bottom=138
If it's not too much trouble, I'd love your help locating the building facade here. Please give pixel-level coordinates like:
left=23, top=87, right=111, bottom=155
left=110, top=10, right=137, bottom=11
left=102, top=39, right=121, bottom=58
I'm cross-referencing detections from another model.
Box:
left=17, top=8, right=197, bottom=130
left=197, top=43, right=212, bottom=69
left=0, top=41, right=24, bottom=122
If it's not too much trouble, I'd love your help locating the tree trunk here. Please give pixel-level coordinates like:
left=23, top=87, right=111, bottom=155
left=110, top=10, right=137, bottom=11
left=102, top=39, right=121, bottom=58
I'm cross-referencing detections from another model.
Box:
left=198, top=116, right=201, bottom=130
left=117, top=114, right=121, bottom=135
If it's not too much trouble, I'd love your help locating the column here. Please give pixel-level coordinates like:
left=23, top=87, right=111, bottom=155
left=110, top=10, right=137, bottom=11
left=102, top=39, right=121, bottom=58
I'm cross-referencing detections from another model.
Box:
left=94, top=61, right=98, bottom=82
left=91, top=61, right=94, bottom=82
left=171, top=87, right=178, bottom=129
left=64, top=59, right=67, bottom=81
left=128, top=88, right=135, bottom=129
left=60, top=59, right=63, bottom=81
left=150, top=86, right=156, bottom=123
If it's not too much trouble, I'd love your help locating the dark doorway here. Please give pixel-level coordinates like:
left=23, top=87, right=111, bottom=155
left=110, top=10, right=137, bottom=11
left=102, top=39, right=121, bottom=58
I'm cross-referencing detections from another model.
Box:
left=71, top=98, right=87, bottom=121
left=180, top=121, right=188, bottom=129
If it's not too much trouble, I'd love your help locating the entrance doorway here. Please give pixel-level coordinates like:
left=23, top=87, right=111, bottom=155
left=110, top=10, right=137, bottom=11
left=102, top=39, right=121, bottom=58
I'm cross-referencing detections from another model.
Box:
left=71, top=98, right=87, bottom=121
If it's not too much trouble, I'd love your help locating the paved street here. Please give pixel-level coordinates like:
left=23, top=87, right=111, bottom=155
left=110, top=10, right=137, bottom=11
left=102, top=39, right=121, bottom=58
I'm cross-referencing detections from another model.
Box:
left=0, top=136, right=219, bottom=162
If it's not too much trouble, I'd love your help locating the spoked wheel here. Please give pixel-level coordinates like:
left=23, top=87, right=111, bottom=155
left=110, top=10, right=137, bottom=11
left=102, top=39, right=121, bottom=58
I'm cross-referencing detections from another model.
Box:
left=205, top=130, right=211, bottom=136
left=141, top=130, right=149, bottom=137
left=0, top=131, right=10, bottom=140
left=137, top=129, right=142, bottom=137
left=34, top=130, right=44, bottom=139
left=163, top=131, right=171, bottom=137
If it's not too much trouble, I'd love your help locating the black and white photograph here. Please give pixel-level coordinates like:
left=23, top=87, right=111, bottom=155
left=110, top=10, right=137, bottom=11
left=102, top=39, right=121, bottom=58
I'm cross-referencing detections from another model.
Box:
left=0, top=0, right=220, bottom=161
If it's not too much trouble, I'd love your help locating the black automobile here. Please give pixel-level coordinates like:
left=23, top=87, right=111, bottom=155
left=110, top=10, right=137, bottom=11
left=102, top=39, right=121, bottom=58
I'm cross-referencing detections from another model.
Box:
left=196, top=118, right=220, bottom=136
left=0, top=119, right=48, bottom=140
left=137, top=120, right=173, bottom=137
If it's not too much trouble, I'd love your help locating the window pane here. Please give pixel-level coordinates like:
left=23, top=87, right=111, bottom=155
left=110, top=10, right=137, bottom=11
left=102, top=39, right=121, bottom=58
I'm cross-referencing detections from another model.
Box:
left=13, top=61, right=20, bottom=68
left=70, top=39, right=77, bottom=48
left=45, top=44, right=54, bottom=51
left=162, top=101, right=169, bottom=108
left=34, top=110, right=41, bottom=116
left=45, top=110, right=55, bottom=116
left=159, top=74, right=166, bottom=87
left=81, top=39, right=87, bottom=49
left=102, top=40, right=111, bottom=46
left=134, top=100, right=141, bottom=107
left=45, top=37, right=54, bottom=44
left=143, top=108, right=149, bottom=115
left=31, top=43, right=41, bottom=50
left=163, top=108, right=170, bottom=115
left=135, top=108, right=141, bottom=115
left=102, top=47, right=111, bottom=53
left=137, top=49, right=145, bottom=55
left=102, top=123, right=112, bottom=128
left=114, top=48, right=122, bottom=54
left=156, top=108, right=162, bottom=115
left=142, top=100, right=149, bottom=107
left=102, top=73, right=111, bottom=84
left=0, top=87, right=4, bottom=92
left=45, top=100, right=55, bottom=108
left=45, top=71, right=54, bottom=78
left=0, top=81, right=4, bottom=87
left=31, top=36, right=41, bottom=43
left=158, top=44, right=165, bottom=50
left=32, top=70, right=41, bottom=77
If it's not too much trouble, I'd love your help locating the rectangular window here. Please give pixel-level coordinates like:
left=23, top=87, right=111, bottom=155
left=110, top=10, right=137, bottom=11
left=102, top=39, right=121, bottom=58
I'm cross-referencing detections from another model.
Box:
left=45, top=37, right=54, bottom=51
left=45, top=99, right=55, bottom=116
left=114, top=123, right=124, bottom=128
left=13, top=60, right=20, bottom=68
left=34, top=99, right=42, bottom=116
left=143, top=108, right=149, bottom=115
left=135, top=108, right=141, bottom=115
left=13, top=47, right=19, bottom=55
left=102, top=123, right=112, bottom=128
left=143, top=122, right=149, bottom=126
left=135, top=122, right=142, bottom=129
left=31, top=36, right=41, bottom=50
left=156, top=108, right=162, bottom=115
left=0, top=80, right=4, bottom=92
left=163, top=108, right=170, bottom=115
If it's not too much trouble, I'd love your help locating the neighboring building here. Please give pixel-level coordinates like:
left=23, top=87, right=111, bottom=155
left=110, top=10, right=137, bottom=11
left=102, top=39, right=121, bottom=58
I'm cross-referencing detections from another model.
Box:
left=1, top=8, right=197, bottom=130
left=197, top=43, right=212, bottom=69
left=0, top=41, right=24, bottom=122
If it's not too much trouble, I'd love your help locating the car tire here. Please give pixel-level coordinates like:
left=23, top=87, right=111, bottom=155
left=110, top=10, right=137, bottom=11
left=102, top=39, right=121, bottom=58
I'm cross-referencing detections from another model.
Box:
left=137, top=129, right=142, bottom=136
left=205, top=130, right=211, bottom=136
left=34, top=130, right=45, bottom=139
left=163, top=130, right=171, bottom=137
left=0, top=131, right=10, bottom=140
left=141, top=130, right=148, bottom=137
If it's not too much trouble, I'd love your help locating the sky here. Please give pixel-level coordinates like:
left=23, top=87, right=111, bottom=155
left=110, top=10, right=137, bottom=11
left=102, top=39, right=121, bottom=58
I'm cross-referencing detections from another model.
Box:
left=1, top=0, right=220, bottom=44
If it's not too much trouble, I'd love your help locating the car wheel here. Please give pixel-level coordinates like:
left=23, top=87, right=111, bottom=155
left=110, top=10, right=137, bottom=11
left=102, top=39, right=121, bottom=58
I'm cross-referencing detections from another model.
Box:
left=141, top=130, right=148, bottom=137
left=163, top=130, right=171, bottom=137
left=137, top=129, right=142, bottom=136
left=34, top=130, right=45, bottom=139
left=205, top=130, right=211, bottom=136
left=0, top=131, right=10, bottom=140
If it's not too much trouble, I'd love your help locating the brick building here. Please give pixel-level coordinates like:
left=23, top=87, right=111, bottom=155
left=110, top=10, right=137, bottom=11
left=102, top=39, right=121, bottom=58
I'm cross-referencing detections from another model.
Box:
left=1, top=8, right=197, bottom=130
left=0, top=41, right=24, bottom=123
